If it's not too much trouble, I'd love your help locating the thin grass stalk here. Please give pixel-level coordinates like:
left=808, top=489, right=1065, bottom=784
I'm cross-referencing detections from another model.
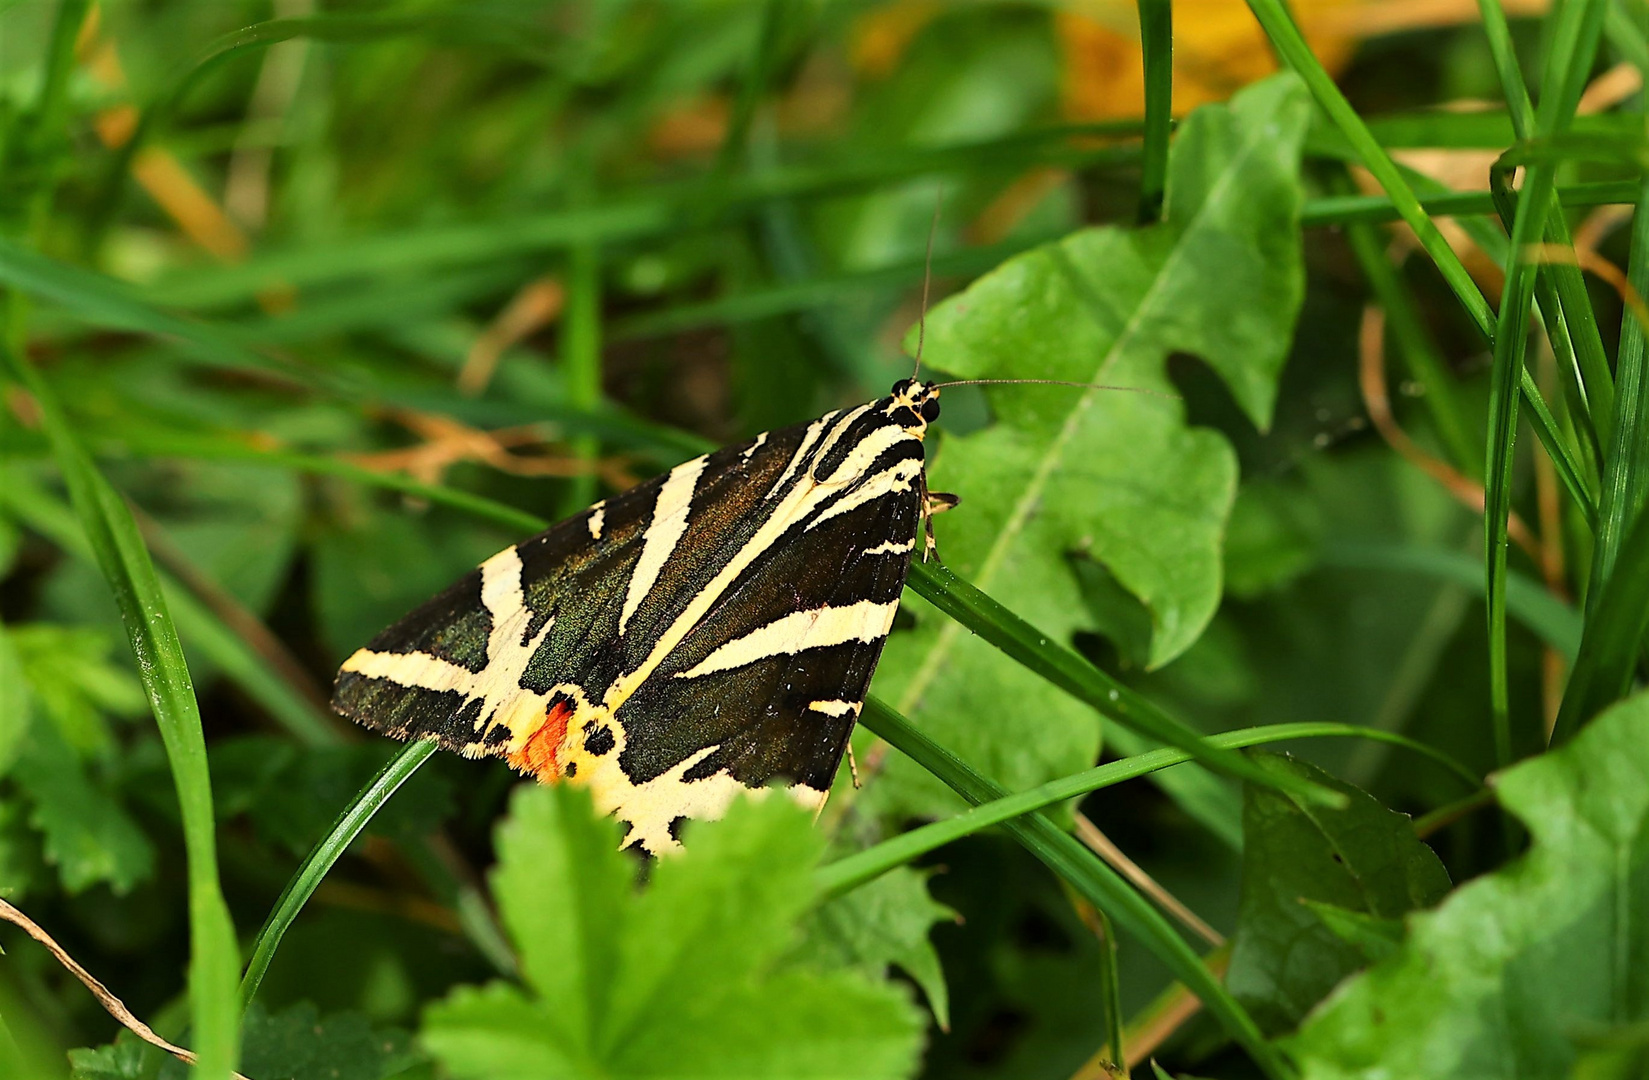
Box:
left=1587, top=173, right=1649, bottom=611
left=1482, top=0, right=1608, bottom=768
left=0, top=348, right=240, bottom=1079
left=1135, top=0, right=1172, bottom=224
left=239, top=740, right=439, bottom=1010
left=1479, top=0, right=1616, bottom=448
left=1552, top=502, right=1649, bottom=739
left=1245, top=0, right=1493, bottom=334
left=817, top=722, right=1478, bottom=898
left=857, top=697, right=1292, bottom=1080
left=1298, top=179, right=1638, bottom=226
left=906, top=560, right=1340, bottom=806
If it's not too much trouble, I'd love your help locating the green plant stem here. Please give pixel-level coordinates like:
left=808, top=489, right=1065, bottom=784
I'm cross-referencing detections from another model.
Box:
left=0, top=345, right=240, bottom=1079
left=818, top=722, right=1478, bottom=898
left=1136, top=0, right=1172, bottom=223
left=907, top=560, right=1341, bottom=807
left=857, top=697, right=1293, bottom=1080
left=239, top=740, right=440, bottom=1010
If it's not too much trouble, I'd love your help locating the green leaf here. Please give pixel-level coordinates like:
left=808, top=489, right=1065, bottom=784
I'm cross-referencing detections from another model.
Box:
left=1289, top=690, right=1649, bottom=1078
left=10, top=623, right=146, bottom=755
left=874, top=73, right=1310, bottom=815
left=68, top=1034, right=149, bottom=1080
left=795, top=866, right=956, bottom=1029
left=422, top=786, right=925, bottom=1080
left=0, top=620, right=29, bottom=777
left=1226, top=753, right=1450, bottom=1036
left=12, top=718, right=155, bottom=895
left=158, top=1002, right=423, bottom=1080
left=1299, top=901, right=1404, bottom=967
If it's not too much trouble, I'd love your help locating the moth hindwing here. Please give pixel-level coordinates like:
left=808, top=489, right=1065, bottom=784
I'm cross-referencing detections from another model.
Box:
left=331, top=378, right=944, bottom=853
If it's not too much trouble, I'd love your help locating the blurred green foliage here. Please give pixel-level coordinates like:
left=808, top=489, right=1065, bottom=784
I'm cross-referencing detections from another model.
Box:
left=0, top=2, right=1646, bottom=1079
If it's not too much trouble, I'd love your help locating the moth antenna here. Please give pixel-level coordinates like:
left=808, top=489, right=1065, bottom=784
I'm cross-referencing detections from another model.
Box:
left=931, top=377, right=1182, bottom=401
left=913, top=185, right=944, bottom=378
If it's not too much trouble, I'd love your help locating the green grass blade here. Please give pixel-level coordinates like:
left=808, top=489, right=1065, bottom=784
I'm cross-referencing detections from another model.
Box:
left=239, top=740, right=440, bottom=1011
left=1587, top=174, right=1649, bottom=612
left=1298, top=179, right=1638, bottom=227
left=1552, top=504, right=1649, bottom=740
left=557, top=237, right=604, bottom=518
left=819, top=721, right=1479, bottom=898
left=858, top=697, right=1292, bottom=1080
left=1247, top=0, right=1492, bottom=336
left=0, top=350, right=240, bottom=1078
left=0, top=471, right=341, bottom=748
left=1136, top=0, right=1172, bottom=223
left=1481, top=0, right=1608, bottom=767
left=906, top=559, right=1341, bottom=807
left=0, top=236, right=280, bottom=372
left=1479, top=0, right=1616, bottom=450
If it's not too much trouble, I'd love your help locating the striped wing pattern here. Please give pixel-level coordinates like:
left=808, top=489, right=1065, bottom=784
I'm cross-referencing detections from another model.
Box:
left=332, top=382, right=939, bottom=852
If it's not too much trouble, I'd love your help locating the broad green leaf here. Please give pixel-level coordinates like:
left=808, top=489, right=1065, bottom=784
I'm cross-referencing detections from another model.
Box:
left=68, top=1034, right=148, bottom=1080
left=9, top=623, right=146, bottom=755
left=1227, top=753, right=1450, bottom=1036
left=795, top=865, right=956, bottom=1029
left=0, top=620, right=28, bottom=776
left=422, top=786, right=924, bottom=1080
left=1289, top=691, right=1649, bottom=1079
left=12, top=719, right=154, bottom=895
left=873, top=74, right=1310, bottom=815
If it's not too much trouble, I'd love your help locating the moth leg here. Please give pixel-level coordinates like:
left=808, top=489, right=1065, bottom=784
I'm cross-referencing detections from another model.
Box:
left=846, top=741, right=861, bottom=789
left=918, top=475, right=961, bottom=562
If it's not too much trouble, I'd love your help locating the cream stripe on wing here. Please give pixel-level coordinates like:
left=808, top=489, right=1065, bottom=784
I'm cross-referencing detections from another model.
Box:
left=341, top=648, right=478, bottom=693
left=675, top=599, right=899, bottom=679
left=863, top=538, right=915, bottom=556
left=620, top=456, right=706, bottom=635
left=807, top=699, right=861, bottom=717
left=806, top=457, right=922, bottom=532
left=766, top=413, right=833, bottom=500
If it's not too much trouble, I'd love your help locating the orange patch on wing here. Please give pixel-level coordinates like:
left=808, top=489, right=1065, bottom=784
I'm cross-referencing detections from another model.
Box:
left=510, top=699, right=573, bottom=780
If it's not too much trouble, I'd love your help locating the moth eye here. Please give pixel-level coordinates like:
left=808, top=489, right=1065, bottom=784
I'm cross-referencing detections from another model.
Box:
left=921, top=398, right=941, bottom=422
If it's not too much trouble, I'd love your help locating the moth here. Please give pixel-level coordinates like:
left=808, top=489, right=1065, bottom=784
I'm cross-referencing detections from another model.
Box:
left=331, top=378, right=950, bottom=853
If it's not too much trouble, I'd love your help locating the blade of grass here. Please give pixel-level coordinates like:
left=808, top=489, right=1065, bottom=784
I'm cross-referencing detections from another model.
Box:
left=1551, top=499, right=1649, bottom=740
left=1479, top=0, right=1616, bottom=450
left=0, top=349, right=239, bottom=1079
left=1587, top=174, right=1649, bottom=612
left=907, top=559, right=1341, bottom=808
left=1136, top=0, right=1172, bottom=224
left=818, top=721, right=1479, bottom=898
left=239, top=740, right=440, bottom=1010
left=1481, top=0, right=1608, bottom=767
left=1246, top=0, right=1492, bottom=334
left=858, top=697, right=1292, bottom=1080
left=1298, top=179, right=1639, bottom=227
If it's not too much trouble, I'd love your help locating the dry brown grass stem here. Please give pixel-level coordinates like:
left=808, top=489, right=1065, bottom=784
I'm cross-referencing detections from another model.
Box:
left=457, top=276, right=568, bottom=396
left=347, top=407, right=637, bottom=490
left=1073, top=812, right=1224, bottom=948
left=0, top=898, right=254, bottom=1079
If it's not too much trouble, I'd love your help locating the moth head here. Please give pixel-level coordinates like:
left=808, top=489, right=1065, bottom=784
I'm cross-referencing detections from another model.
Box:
left=887, top=378, right=941, bottom=435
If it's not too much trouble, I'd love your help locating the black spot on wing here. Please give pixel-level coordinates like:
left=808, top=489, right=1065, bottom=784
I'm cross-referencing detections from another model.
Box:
left=584, top=725, right=616, bottom=756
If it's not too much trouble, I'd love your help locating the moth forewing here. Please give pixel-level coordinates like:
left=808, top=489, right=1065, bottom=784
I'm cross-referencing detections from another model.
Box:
left=332, top=379, right=944, bottom=853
